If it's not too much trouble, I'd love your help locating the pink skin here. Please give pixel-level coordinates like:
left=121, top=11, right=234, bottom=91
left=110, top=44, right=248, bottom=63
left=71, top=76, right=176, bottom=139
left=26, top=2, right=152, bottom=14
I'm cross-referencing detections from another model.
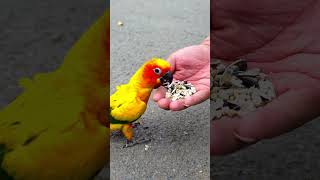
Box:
left=153, top=37, right=210, bottom=111
left=212, top=0, right=320, bottom=155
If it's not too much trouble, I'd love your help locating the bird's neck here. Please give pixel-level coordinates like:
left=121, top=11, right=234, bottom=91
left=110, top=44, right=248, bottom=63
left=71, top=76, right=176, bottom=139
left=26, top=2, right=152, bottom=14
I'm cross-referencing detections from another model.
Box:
left=129, top=68, right=154, bottom=103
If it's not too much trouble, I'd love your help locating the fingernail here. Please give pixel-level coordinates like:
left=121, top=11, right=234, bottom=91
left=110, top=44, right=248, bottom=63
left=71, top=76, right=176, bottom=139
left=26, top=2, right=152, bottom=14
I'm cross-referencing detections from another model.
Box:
left=233, top=132, right=257, bottom=144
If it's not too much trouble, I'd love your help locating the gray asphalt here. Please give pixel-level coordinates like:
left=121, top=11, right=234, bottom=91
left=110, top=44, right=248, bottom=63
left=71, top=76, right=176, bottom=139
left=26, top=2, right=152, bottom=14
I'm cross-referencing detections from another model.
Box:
left=110, top=0, right=210, bottom=179
left=0, top=0, right=105, bottom=106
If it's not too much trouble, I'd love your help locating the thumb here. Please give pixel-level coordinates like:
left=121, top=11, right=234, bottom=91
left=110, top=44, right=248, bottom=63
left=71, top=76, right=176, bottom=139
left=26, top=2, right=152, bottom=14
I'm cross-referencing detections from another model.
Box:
left=166, top=52, right=177, bottom=73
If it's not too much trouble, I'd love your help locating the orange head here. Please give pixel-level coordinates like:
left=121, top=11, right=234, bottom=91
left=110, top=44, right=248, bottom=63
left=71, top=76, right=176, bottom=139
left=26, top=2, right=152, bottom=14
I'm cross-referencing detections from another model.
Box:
left=138, top=58, right=173, bottom=88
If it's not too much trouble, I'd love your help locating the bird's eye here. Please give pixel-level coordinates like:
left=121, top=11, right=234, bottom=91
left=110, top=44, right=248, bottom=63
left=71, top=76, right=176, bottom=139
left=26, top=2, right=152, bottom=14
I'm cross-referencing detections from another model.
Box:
left=153, top=68, right=161, bottom=75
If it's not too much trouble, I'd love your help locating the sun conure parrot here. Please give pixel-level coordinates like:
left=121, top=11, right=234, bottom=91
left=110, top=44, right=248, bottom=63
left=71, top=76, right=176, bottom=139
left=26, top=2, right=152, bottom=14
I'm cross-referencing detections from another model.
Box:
left=110, top=58, right=173, bottom=147
left=0, top=10, right=109, bottom=180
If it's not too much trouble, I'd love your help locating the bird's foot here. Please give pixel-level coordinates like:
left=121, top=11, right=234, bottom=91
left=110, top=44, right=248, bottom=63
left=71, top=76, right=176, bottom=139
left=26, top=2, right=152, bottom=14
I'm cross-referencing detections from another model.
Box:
left=123, top=137, right=151, bottom=148
left=132, top=122, right=140, bottom=128
left=132, top=121, right=149, bottom=129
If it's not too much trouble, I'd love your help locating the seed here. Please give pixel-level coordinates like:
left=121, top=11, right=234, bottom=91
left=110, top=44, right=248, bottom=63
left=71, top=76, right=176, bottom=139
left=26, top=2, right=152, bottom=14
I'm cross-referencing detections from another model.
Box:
left=165, top=80, right=196, bottom=101
left=234, top=60, right=247, bottom=71
left=117, top=21, right=124, bottom=26
left=210, top=59, right=276, bottom=120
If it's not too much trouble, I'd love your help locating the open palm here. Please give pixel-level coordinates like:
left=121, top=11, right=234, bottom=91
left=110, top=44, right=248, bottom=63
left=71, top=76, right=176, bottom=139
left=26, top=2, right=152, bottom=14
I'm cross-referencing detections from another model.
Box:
left=212, top=0, right=320, bottom=155
left=153, top=44, right=210, bottom=111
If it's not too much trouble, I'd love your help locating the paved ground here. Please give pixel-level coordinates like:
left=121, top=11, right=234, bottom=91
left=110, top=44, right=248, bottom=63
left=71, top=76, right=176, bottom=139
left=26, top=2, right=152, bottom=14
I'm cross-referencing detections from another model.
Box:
left=110, top=0, right=210, bottom=179
left=0, top=0, right=105, bottom=106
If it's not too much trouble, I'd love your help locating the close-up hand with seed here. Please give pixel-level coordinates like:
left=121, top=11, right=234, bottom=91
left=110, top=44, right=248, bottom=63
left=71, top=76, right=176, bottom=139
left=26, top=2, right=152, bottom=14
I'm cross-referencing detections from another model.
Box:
left=211, top=59, right=276, bottom=119
left=211, top=0, right=320, bottom=155
left=153, top=37, right=210, bottom=111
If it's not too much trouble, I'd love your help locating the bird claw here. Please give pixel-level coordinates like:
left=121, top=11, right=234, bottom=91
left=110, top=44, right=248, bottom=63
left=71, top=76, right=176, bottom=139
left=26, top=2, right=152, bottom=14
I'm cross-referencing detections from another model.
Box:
left=123, top=138, right=151, bottom=148
left=123, top=140, right=135, bottom=148
left=132, top=122, right=141, bottom=128
left=136, top=137, right=151, bottom=144
left=132, top=122, right=149, bottom=129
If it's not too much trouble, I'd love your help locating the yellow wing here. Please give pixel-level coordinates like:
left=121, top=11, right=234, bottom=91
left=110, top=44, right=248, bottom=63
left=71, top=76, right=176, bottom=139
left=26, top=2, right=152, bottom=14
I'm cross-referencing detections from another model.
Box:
left=110, top=84, right=147, bottom=122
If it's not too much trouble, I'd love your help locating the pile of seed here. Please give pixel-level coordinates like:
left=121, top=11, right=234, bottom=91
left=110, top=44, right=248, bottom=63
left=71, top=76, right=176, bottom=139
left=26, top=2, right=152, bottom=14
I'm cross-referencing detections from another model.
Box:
left=165, top=80, right=196, bottom=101
left=210, top=59, right=276, bottom=119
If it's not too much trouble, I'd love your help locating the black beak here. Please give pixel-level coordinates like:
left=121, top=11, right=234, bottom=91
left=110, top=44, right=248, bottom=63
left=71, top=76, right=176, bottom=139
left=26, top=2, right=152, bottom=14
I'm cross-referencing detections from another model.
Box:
left=160, top=71, right=173, bottom=86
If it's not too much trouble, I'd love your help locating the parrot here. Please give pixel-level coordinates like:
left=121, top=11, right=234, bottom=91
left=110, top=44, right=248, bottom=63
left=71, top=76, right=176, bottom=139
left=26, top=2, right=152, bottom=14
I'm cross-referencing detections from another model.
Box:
left=0, top=10, right=109, bottom=180
left=110, top=58, right=173, bottom=147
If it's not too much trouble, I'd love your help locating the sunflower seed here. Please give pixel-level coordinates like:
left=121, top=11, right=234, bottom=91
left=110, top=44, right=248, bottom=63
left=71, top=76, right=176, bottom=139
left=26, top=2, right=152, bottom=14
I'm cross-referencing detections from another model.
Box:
left=234, top=59, right=248, bottom=71
left=237, top=68, right=261, bottom=76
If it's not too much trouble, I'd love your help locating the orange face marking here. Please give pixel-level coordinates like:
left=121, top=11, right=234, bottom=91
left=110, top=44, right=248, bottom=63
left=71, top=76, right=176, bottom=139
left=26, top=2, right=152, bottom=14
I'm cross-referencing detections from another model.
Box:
left=140, top=58, right=171, bottom=88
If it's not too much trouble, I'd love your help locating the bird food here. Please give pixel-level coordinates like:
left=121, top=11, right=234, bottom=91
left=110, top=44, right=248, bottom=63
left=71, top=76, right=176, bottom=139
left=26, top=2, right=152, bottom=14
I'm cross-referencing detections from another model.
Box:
left=117, top=21, right=124, bottom=26
left=165, top=80, right=196, bottom=101
left=210, top=59, right=276, bottom=120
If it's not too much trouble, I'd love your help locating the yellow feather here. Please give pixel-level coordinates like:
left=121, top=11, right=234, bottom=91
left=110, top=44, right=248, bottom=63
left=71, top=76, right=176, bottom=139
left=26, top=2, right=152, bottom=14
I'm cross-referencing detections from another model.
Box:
left=0, top=11, right=109, bottom=179
left=110, top=84, right=148, bottom=122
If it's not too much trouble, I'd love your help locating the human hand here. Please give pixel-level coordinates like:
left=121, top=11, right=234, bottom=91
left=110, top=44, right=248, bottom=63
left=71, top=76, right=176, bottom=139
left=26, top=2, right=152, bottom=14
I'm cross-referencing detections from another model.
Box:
left=211, top=0, right=320, bottom=155
left=153, top=38, right=210, bottom=111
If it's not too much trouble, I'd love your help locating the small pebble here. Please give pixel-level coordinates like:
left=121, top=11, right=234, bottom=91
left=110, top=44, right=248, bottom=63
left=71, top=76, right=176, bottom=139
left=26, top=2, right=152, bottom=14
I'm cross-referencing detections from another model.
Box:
left=144, top=145, right=150, bottom=151
left=117, top=21, right=124, bottom=26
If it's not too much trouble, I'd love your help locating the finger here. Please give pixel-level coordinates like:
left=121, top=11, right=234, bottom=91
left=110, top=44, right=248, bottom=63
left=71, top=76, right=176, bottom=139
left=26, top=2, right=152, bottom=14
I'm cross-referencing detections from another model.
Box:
left=248, top=56, right=320, bottom=79
left=169, top=100, right=187, bottom=111
left=269, top=72, right=320, bottom=95
left=153, top=87, right=167, bottom=102
left=169, top=86, right=210, bottom=111
left=211, top=117, right=256, bottom=155
left=167, top=52, right=177, bottom=73
left=157, top=98, right=171, bottom=110
left=236, top=88, right=320, bottom=140
left=211, top=88, right=320, bottom=155
left=184, top=88, right=210, bottom=107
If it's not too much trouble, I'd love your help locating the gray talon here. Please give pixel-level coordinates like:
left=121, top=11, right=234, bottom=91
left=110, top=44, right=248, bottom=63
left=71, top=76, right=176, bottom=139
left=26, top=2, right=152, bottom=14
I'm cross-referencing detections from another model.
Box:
left=122, top=138, right=151, bottom=148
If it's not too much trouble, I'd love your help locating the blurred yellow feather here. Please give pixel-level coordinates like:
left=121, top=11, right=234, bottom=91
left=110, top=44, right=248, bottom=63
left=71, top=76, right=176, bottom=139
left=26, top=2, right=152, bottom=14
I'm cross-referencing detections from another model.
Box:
left=0, top=10, right=109, bottom=180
